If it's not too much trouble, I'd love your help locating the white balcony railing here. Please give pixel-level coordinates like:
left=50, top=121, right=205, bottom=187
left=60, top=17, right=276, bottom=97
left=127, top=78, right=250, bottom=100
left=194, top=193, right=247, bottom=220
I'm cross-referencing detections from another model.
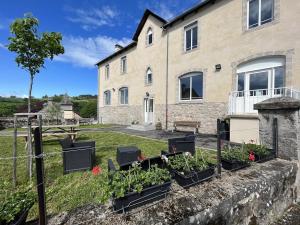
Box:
left=228, top=87, right=300, bottom=115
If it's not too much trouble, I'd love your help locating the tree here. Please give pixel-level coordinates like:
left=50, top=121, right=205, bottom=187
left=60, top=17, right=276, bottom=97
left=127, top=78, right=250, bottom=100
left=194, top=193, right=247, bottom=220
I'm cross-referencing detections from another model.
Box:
left=80, top=101, right=97, bottom=118
left=8, top=13, right=64, bottom=179
left=8, top=13, right=64, bottom=114
left=46, top=102, right=61, bottom=124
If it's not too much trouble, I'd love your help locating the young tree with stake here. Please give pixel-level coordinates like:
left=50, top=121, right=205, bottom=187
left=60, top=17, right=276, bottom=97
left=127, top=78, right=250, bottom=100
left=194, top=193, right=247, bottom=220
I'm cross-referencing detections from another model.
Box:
left=8, top=13, right=64, bottom=179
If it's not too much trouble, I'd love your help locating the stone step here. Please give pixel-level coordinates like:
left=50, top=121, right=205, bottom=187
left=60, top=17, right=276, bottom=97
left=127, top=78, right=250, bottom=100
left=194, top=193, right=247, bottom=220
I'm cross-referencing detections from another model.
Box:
left=127, top=124, right=155, bottom=131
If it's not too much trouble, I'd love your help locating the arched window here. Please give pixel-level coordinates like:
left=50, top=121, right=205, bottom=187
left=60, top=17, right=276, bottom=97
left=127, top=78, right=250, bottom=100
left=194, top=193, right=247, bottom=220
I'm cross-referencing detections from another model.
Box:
left=104, top=90, right=111, bottom=105
left=119, top=87, right=128, bottom=105
left=179, top=72, right=203, bottom=101
left=147, top=28, right=153, bottom=46
left=236, top=56, right=285, bottom=96
left=146, top=68, right=153, bottom=85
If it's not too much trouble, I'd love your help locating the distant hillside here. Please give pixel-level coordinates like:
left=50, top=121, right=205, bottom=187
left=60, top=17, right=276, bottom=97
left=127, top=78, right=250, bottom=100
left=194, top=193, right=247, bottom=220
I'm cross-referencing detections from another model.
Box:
left=0, top=95, right=97, bottom=118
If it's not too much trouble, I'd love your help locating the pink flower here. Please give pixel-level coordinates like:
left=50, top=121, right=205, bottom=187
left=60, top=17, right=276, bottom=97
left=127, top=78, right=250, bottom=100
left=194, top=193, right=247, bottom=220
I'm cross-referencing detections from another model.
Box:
left=138, top=154, right=146, bottom=161
left=249, top=152, right=255, bottom=161
left=92, top=166, right=102, bottom=175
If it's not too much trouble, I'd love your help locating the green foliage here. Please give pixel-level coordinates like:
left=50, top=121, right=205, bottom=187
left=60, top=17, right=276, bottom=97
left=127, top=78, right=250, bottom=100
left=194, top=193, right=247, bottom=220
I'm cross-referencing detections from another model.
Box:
left=244, top=143, right=270, bottom=157
left=79, top=100, right=97, bottom=118
left=168, top=152, right=209, bottom=174
left=0, top=186, right=35, bottom=223
left=8, top=13, right=64, bottom=76
left=108, top=164, right=171, bottom=199
left=222, top=146, right=249, bottom=162
left=0, top=103, right=17, bottom=117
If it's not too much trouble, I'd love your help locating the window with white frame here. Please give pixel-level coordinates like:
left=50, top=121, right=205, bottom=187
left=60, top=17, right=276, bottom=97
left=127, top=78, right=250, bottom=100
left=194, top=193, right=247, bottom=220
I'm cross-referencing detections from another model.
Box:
left=146, top=68, right=152, bottom=85
left=105, top=64, right=110, bottom=80
left=179, top=72, right=203, bottom=101
left=104, top=90, right=111, bottom=105
left=248, top=0, right=274, bottom=29
left=184, top=22, right=198, bottom=52
left=236, top=57, right=285, bottom=96
left=147, top=28, right=153, bottom=46
left=119, top=87, right=128, bottom=105
left=121, top=56, right=127, bottom=74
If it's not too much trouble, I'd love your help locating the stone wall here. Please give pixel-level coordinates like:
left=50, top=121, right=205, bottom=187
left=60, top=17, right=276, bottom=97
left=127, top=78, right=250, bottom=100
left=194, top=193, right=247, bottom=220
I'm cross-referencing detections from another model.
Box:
left=48, top=160, right=298, bottom=225
left=254, top=97, right=300, bottom=201
left=98, top=102, right=227, bottom=134
left=167, top=102, right=227, bottom=134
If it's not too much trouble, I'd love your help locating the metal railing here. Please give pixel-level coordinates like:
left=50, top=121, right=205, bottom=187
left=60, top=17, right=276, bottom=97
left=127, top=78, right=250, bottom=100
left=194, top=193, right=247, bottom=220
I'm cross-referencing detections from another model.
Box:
left=228, top=87, right=300, bottom=115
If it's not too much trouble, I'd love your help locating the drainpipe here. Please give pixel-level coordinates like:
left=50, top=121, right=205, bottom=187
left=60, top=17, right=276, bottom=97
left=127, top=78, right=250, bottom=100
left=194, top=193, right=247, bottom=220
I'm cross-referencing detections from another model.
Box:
left=165, top=29, right=169, bottom=130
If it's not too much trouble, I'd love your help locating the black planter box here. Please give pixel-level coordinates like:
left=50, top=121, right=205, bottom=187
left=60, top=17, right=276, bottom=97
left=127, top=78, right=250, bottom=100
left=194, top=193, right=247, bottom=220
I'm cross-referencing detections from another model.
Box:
left=221, top=159, right=250, bottom=171
left=254, top=149, right=276, bottom=163
left=0, top=209, right=30, bottom=225
left=113, top=181, right=171, bottom=213
left=171, top=164, right=215, bottom=188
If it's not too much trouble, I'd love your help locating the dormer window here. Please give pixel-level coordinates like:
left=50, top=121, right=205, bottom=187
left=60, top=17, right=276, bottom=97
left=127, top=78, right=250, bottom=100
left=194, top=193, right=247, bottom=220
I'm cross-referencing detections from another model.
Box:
left=248, top=0, right=274, bottom=29
left=147, top=28, right=153, bottom=46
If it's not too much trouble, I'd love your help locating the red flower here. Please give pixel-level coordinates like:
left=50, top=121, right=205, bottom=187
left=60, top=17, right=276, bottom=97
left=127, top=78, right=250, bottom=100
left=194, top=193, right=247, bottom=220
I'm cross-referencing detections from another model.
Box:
left=138, top=154, right=146, bottom=161
left=92, top=166, right=102, bottom=175
left=249, top=152, right=255, bottom=161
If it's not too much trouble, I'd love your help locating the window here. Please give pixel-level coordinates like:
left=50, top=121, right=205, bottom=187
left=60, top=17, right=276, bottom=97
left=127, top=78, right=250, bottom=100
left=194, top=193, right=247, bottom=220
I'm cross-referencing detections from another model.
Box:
left=147, top=28, right=153, bottom=46
left=104, top=90, right=111, bottom=105
left=236, top=57, right=285, bottom=96
left=121, top=56, right=127, bottom=74
left=146, top=68, right=152, bottom=85
left=179, top=72, right=203, bottom=101
left=105, top=64, right=110, bottom=80
left=248, top=0, right=274, bottom=29
left=184, top=22, right=198, bottom=52
left=119, top=87, right=128, bottom=105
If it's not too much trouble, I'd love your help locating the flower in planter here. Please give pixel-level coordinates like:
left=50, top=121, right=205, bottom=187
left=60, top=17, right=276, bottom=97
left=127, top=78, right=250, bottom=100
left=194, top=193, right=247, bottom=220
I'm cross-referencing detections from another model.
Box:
left=249, top=151, right=255, bottom=161
left=92, top=165, right=102, bottom=175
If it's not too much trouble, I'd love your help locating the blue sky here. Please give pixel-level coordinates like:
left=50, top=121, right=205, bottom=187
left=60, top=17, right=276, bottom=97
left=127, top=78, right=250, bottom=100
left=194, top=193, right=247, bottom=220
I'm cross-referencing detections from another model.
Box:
left=0, top=0, right=200, bottom=98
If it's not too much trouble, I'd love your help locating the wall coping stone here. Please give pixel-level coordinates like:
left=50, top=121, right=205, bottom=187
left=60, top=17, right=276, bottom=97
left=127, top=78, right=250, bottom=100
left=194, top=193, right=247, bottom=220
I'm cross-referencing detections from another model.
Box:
left=254, top=97, right=300, bottom=110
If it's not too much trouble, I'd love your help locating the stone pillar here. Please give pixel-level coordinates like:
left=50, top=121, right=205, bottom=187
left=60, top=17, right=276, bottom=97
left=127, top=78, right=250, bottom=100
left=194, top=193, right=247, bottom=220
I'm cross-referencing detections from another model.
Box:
left=254, top=97, right=300, bottom=200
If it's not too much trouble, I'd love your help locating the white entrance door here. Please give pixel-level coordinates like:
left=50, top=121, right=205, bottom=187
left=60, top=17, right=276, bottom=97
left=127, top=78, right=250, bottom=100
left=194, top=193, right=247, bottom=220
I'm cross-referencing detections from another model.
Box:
left=144, top=98, right=154, bottom=124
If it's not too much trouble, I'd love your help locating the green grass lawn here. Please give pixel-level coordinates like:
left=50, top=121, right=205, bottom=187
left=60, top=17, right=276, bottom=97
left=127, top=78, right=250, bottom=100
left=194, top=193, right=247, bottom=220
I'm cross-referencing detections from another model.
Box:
left=0, top=131, right=216, bottom=220
left=79, top=124, right=116, bottom=129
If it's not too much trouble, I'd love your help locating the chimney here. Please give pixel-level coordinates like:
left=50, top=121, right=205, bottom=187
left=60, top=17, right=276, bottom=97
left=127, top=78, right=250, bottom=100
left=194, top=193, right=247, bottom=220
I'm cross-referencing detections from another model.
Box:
left=115, top=44, right=123, bottom=52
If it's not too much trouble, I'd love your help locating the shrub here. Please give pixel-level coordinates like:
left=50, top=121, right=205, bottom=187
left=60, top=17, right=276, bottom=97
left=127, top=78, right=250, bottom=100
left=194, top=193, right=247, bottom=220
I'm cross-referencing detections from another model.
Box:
left=0, top=189, right=35, bottom=224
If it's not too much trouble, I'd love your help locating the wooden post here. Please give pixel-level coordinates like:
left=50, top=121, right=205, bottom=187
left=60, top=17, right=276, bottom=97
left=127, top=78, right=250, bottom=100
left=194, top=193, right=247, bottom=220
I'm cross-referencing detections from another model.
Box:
left=217, top=119, right=222, bottom=177
left=273, top=118, right=278, bottom=158
left=13, top=115, right=17, bottom=187
left=34, top=127, right=47, bottom=225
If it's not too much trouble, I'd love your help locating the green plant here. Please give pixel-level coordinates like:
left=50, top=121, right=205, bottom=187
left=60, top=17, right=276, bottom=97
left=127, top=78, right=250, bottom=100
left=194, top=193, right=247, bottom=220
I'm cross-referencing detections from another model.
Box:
left=108, top=164, right=171, bottom=199
left=244, top=143, right=270, bottom=157
left=222, top=146, right=249, bottom=162
left=0, top=188, right=35, bottom=223
left=168, top=152, right=209, bottom=175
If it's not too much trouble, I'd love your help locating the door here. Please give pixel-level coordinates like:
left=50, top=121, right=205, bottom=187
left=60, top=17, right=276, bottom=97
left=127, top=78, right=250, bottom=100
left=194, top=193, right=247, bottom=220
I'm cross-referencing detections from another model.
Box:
left=245, top=69, right=271, bottom=113
left=144, top=98, right=154, bottom=124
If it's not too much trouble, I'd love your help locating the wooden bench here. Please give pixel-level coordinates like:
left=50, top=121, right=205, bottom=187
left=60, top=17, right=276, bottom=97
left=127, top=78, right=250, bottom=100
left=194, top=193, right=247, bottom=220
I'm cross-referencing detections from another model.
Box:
left=172, top=121, right=201, bottom=134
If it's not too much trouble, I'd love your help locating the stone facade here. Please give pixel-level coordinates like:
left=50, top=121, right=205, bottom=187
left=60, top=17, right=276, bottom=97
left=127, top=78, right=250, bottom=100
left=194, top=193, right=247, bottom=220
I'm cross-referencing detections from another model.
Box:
left=167, top=102, right=227, bottom=134
left=97, top=0, right=300, bottom=133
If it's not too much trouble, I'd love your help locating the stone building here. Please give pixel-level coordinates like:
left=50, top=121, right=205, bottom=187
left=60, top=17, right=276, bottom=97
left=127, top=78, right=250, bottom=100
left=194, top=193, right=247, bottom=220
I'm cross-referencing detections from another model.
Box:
left=97, top=0, right=300, bottom=139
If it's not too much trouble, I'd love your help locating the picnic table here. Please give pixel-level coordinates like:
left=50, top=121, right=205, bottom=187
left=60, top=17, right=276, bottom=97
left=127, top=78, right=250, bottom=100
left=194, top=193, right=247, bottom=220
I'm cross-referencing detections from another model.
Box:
left=21, top=124, right=80, bottom=151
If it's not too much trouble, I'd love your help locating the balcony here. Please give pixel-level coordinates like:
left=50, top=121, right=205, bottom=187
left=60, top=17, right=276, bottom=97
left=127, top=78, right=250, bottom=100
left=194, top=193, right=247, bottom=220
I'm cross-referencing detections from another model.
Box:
left=228, top=87, right=300, bottom=115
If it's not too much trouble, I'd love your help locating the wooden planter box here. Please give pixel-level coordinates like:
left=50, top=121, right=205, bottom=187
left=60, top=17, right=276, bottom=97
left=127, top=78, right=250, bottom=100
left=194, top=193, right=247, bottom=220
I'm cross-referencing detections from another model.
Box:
left=171, top=164, right=215, bottom=188
left=113, top=181, right=172, bottom=213
left=221, top=159, right=250, bottom=171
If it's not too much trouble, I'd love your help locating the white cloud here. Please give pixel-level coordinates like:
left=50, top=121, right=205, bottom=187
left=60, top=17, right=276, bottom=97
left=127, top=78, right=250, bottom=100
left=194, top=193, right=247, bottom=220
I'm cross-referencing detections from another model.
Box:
left=154, top=3, right=176, bottom=20
left=55, top=35, right=131, bottom=68
left=0, top=42, right=6, bottom=49
left=66, top=6, right=119, bottom=31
